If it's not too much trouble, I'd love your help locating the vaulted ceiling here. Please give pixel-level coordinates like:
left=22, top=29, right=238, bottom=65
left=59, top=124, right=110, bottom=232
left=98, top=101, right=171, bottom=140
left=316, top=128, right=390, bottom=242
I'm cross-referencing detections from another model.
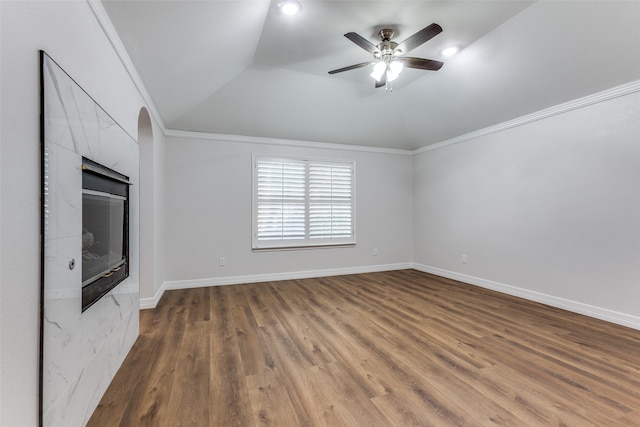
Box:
left=101, top=0, right=640, bottom=150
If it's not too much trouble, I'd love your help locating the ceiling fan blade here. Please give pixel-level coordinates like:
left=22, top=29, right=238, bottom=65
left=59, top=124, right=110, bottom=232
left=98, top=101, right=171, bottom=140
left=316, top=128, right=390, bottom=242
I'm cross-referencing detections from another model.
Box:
left=375, top=73, right=386, bottom=88
left=400, top=57, right=444, bottom=71
left=328, top=62, right=374, bottom=74
left=344, top=32, right=380, bottom=55
left=395, top=23, right=442, bottom=54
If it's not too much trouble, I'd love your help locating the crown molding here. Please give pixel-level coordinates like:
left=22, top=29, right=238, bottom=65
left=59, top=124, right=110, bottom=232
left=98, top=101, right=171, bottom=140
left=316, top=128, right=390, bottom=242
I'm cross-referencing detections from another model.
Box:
left=87, top=0, right=408, bottom=155
left=164, top=129, right=414, bottom=155
left=87, top=0, right=167, bottom=135
left=86, top=0, right=640, bottom=154
left=414, top=80, right=640, bottom=154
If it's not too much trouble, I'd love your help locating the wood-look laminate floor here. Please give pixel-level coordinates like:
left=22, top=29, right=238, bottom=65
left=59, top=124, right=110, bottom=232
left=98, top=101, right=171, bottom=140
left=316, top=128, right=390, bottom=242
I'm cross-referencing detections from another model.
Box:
left=88, top=270, right=640, bottom=426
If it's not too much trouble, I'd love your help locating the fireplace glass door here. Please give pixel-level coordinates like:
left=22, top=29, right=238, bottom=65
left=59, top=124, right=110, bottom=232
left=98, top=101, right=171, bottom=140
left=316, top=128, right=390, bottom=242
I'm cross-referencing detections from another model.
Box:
left=81, top=158, right=130, bottom=311
left=82, top=191, right=126, bottom=285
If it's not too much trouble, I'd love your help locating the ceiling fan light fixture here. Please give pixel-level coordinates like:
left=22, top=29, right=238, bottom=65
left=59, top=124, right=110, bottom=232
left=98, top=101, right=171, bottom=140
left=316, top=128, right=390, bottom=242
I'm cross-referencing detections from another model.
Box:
left=279, top=0, right=301, bottom=16
left=329, top=23, right=444, bottom=89
left=389, top=60, right=403, bottom=75
left=386, top=60, right=404, bottom=82
left=370, top=62, right=386, bottom=81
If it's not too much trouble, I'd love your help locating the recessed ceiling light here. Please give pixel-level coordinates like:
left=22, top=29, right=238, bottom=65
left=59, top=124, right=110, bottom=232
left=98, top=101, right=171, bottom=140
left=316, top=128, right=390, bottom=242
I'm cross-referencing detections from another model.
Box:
left=279, top=0, right=301, bottom=16
left=441, top=46, right=459, bottom=57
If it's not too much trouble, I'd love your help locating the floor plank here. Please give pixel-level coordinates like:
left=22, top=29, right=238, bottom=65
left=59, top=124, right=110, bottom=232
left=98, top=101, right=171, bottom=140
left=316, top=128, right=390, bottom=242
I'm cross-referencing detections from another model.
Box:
left=88, top=270, right=640, bottom=426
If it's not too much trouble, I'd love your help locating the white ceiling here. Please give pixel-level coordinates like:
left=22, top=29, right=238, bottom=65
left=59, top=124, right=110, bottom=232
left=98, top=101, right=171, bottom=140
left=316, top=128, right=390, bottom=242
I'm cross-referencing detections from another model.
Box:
left=101, top=0, right=640, bottom=150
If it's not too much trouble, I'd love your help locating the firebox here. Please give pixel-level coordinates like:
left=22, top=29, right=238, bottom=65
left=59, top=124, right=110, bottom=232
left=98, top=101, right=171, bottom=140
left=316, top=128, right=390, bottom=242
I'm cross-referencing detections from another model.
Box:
left=81, top=158, right=130, bottom=311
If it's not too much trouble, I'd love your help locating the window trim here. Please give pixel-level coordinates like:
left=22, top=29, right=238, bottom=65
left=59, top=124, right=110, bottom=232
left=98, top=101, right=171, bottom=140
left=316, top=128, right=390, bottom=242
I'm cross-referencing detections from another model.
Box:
left=252, top=155, right=356, bottom=250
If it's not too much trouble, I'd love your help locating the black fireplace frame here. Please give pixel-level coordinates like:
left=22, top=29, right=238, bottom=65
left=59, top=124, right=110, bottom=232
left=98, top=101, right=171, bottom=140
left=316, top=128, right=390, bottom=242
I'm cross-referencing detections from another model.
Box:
left=81, top=157, right=130, bottom=312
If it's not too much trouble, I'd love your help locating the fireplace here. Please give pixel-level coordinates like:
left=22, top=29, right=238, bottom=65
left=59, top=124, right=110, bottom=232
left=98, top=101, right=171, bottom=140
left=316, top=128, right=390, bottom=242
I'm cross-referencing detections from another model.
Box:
left=81, top=158, right=130, bottom=311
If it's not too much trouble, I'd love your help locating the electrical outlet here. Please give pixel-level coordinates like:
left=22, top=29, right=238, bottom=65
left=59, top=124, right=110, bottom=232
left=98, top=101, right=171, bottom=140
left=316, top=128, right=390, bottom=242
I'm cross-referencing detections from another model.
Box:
left=372, top=248, right=378, bottom=256
left=461, top=254, right=468, bottom=264
left=219, top=257, right=226, bottom=267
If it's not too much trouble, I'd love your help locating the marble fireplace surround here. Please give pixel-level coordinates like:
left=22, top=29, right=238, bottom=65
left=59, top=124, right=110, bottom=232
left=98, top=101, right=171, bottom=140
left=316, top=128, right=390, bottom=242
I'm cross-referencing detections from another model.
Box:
left=40, top=52, right=139, bottom=426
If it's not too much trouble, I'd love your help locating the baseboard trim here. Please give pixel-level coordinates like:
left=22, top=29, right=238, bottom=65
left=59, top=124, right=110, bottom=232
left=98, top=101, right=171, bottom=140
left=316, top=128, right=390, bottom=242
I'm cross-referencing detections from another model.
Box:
left=142, top=263, right=412, bottom=309
left=139, top=282, right=167, bottom=310
left=412, top=263, right=640, bottom=330
left=141, top=263, right=640, bottom=330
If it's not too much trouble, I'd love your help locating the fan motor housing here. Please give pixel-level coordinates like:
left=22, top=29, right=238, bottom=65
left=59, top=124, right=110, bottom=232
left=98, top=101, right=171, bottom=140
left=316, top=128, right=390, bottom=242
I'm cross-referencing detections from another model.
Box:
left=377, top=29, right=399, bottom=56
left=378, top=28, right=394, bottom=41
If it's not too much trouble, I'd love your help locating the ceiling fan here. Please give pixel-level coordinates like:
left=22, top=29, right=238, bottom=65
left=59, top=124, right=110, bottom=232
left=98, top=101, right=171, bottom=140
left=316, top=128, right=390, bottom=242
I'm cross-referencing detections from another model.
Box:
left=328, top=23, right=444, bottom=88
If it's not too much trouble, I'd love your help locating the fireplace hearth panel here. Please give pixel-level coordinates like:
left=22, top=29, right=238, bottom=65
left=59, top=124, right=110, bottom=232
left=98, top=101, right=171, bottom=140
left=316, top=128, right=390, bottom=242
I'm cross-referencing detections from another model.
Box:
left=40, top=51, right=139, bottom=427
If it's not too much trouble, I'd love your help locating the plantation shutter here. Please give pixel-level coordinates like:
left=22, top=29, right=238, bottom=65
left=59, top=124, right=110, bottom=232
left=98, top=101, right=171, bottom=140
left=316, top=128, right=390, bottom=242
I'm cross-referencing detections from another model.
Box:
left=253, top=156, right=355, bottom=249
left=309, top=162, right=353, bottom=240
left=255, top=159, right=306, bottom=245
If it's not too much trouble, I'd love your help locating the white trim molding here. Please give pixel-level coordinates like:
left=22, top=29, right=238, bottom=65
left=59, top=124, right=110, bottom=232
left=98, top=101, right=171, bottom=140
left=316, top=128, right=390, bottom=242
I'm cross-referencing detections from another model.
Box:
left=414, top=80, right=640, bottom=154
left=142, top=263, right=640, bottom=332
left=86, top=0, right=640, bottom=156
left=139, top=283, right=167, bottom=310
left=164, top=129, right=413, bottom=156
left=87, top=0, right=166, bottom=134
left=412, top=263, right=640, bottom=331
left=141, top=263, right=412, bottom=309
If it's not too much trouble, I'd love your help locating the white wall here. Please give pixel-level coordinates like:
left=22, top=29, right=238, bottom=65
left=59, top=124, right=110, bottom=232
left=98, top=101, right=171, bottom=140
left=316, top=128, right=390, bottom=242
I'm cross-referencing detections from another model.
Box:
left=163, top=134, right=413, bottom=289
left=162, top=89, right=640, bottom=331
left=1, top=3, right=635, bottom=425
left=153, top=127, right=167, bottom=297
left=0, top=1, right=161, bottom=425
left=139, top=108, right=167, bottom=302
left=413, top=90, right=640, bottom=327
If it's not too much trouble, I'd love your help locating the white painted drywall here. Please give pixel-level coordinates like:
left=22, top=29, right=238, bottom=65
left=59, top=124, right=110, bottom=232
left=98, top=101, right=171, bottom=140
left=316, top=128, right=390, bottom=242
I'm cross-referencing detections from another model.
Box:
left=0, top=1, right=160, bottom=424
left=138, top=107, right=167, bottom=301
left=413, top=90, right=640, bottom=323
left=163, top=135, right=413, bottom=284
left=137, top=114, right=166, bottom=302
left=139, top=108, right=156, bottom=301
left=1, top=2, right=636, bottom=425
left=153, top=125, right=167, bottom=298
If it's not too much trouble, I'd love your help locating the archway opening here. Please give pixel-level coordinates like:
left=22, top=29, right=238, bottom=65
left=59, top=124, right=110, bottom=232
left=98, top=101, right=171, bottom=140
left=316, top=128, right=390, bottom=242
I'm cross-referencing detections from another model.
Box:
left=138, top=107, right=154, bottom=301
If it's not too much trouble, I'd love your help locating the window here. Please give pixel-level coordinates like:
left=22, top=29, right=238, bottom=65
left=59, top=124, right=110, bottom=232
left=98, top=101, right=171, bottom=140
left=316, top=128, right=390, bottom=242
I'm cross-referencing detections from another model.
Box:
left=252, top=156, right=355, bottom=249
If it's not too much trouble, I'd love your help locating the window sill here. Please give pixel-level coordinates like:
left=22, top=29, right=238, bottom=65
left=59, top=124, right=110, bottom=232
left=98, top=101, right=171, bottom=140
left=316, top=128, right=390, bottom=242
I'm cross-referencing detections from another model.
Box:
left=252, top=243, right=356, bottom=252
